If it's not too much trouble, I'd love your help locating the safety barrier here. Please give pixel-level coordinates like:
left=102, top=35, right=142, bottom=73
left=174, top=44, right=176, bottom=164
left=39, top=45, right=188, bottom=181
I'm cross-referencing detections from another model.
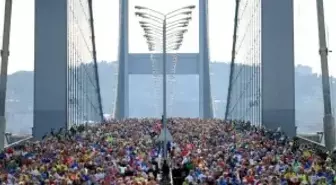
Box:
left=4, top=135, right=33, bottom=149
left=295, top=135, right=329, bottom=153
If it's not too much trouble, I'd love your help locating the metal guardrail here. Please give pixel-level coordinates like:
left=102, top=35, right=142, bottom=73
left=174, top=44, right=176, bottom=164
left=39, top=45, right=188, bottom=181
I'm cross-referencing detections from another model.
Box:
left=4, top=135, right=33, bottom=149
left=295, top=135, right=329, bottom=153
left=298, top=133, right=323, bottom=143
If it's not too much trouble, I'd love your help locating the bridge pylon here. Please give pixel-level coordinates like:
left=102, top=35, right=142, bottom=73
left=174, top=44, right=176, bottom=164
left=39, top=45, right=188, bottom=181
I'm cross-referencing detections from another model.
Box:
left=115, top=0, right=213, bottom=119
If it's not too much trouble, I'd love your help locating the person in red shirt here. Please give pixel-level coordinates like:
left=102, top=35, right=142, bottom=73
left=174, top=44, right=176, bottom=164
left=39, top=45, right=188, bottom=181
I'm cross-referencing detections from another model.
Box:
left=6, top=147, right=13, bottom=154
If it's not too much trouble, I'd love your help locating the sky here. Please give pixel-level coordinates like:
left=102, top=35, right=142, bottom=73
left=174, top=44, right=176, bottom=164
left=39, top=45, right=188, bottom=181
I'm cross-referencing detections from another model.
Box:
left=0, top=0, right=335, bottom=75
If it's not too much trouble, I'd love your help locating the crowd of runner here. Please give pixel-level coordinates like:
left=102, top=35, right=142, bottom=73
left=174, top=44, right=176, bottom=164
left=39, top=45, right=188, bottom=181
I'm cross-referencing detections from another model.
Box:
left=0, top=118, right=335, bottom=184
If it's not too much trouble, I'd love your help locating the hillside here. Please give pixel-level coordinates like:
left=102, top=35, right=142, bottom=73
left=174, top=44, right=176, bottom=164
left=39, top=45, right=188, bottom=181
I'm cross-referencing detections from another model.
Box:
left=5, top=62, right=335, bottom=134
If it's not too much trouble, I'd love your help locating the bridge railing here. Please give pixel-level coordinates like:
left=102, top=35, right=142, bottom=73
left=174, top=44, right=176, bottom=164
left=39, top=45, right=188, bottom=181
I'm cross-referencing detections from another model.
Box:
left=295, top=135, right=329, bottom=153
left=3, top=135, right=33, bottom=150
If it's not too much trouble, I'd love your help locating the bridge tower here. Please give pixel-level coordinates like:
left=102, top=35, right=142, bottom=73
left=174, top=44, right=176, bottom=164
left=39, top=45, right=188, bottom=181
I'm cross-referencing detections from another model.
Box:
left=34, top=0, right=103, bottom=139
left=226, top=0, right=296, bottom=137
left=115, top=0, right=213, bottom=119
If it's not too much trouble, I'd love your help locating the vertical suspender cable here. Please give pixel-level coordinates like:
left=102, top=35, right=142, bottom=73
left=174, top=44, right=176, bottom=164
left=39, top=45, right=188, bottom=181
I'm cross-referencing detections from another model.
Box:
left=168, top=52, right=178, bottom=116
left=150, top=50, right=161, bottom=117
left=225, top=0, right=240, bottom=120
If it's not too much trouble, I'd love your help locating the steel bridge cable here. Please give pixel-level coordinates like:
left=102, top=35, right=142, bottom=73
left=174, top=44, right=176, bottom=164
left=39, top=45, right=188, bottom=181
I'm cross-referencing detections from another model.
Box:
left=111, top=63, right=119, bottom=118
left=151, top=38, right=164, bottom=117
left=167, top=51, right=178, bottom=116
left=67, top=0, right=103, bottom=126
left=229, top=0, right=248, bottom=121
left=69, top=1, right=89, bottom=124
left=88, top=0, right=104, bottom=122
left=150, top=53, right=158, bottom=116
left=149, top=44, right=179, bottom=117
left=150, top=45, right=178, bottom=117
left=225, top=0, right=240, bottom=120
left=225, top=0, right=261, bottom=125
left=150, top=45, right=162, bottom=117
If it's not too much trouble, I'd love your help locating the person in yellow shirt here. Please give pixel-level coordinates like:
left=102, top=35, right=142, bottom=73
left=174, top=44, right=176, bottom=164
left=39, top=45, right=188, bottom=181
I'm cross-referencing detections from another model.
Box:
left=313, top=161, right=322, bottom=171
left=317, top=177, right=327, bottom=185
left=298, top=169, right=309, bottom=184
left=182, top=179, right=190, bottom=185
left=284, top=167, right=295, bottom=180
left=303, top=149, right=312, bottom=159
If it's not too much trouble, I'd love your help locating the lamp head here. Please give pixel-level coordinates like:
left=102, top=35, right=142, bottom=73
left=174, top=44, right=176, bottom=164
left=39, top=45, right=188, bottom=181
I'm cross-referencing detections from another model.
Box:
left=139, top=21, right=148, bottom=25
left=147, top=43, right=155, bottom=47
left=135, top=6, right=146, bottom=9
left=180, top=11, right=192, bottom=15
left=172, top=29, right=187, bottom=35
left=135, top=12, right=151, bottom=19
left=144, top=35, right=157, bottom=40
left=175, top=35, right=184, bottom=39
left=181, top=17, right=192, bottom=21
left=178, top=22, right=189, bottom=26
left=135, top=12, right=144, bottom=17
left=186, top=5, right=196, bottom=9
left=142, top=15, right=150, bottom=19
left=144, top=28, right=158, bottom=34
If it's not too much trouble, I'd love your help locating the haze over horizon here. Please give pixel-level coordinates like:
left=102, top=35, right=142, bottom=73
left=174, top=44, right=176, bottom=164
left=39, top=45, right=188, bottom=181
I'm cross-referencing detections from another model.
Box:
left=3, top=62, right=332, bottom=135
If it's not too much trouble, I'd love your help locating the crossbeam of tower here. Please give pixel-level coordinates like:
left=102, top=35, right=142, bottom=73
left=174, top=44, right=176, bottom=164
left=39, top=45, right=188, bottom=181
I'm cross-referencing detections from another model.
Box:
left=115, top=0, right=213, bottom=119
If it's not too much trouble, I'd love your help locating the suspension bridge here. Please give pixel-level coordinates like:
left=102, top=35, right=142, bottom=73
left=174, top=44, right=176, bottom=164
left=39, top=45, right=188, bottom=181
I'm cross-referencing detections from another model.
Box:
left=0, top=0, right=335, bottom=152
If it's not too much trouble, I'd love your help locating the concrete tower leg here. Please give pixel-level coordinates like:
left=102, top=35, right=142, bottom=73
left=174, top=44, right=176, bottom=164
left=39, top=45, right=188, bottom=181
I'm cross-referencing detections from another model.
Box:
left=34, top=0, right=68, bottom=139
left=115, top=0, right=129, bottom=119
left=198, top=0, right=213, bottom=119
left=261, top=0, right=296, bottom=137
left=0, top=116, right=6, bottom=149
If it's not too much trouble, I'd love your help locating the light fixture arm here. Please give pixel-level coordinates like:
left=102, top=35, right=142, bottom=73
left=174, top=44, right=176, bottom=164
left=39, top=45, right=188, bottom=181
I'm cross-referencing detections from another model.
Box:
left=166, top=5, right=195, bottom=18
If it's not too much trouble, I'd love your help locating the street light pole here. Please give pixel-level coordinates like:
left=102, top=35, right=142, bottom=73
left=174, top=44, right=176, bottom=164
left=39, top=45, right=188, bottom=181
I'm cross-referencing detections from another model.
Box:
left=162, top=17, right=168, bottom=159
left=135, top=5, right=195, bottom=159
left=316, top=0, right=335, bottom=151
